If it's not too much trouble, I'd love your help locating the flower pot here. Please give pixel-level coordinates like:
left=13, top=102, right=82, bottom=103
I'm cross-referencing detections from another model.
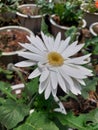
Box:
left=81, top=3, right=98, bottom=28
left=49, top=15, right=87, bottom=40
left=23, top=0, right=36, bottom=4
left=16, top=4, right=44, bottom=34
left=89, top=22, right=98, bottom=36
left=0, top=26, right=34, bottom=65
left=11, top=83, right=25, bottom=98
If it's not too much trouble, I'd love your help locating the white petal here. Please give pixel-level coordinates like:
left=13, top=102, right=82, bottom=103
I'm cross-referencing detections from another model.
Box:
left=57, top=72, right=67, bottom=93
left=53, top=32, right=61, bottom=50
left=40, top=69, right=49, bottom=82
left=35, top=35, right=47, bottom=50
left=51, top=88, right=57, bottom=97
left=54, top=96, right=67, bottom=114
left=72, top=79, right=82, bottom=95
left=65, top=54, right=91, bottom=65
left=39, top=77, right=49, bottom=94
left=17, top=52, right=45, bottom=62
left=41, top=32, right=53, bottom=52
left=76, top=79, right=86, bottom=86
left=19, top=43, right=45, bottom=56
left=62, top=42, right=84, bottom=58
left=15, top=60, right=36, bottom=67
left=74, top=65, right=93, bottom=76
left=45, top=79, right=51, bottom=99
left=27, top=35, right=46, bottom=51
left=62, top=64, right=88, bottom=79
left=48, top=36, right=54, bottom=51
left=50, top=71, right=58, bottom=89
left=28, top=68, right=41, bottom=79
left=59, top=67, right=74, bottom=88
left=57, top=37, right=71, bottom=53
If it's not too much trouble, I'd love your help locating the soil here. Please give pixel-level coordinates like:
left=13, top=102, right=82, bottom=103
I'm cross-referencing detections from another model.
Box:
left=0, top=28, right=30, bottom=52
left=19, top=6, right=40, bottom=16
left=92, top=24, right=98, bottom=34
left=63, top=94, right=98, bottom=115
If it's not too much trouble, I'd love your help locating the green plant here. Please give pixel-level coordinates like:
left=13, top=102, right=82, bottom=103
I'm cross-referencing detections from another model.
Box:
left=82, top=0, right=98, bottom=13
left=54, top=1, right=83, bottom=27
left=37, top=0, right=84, bottom=27
left=0, top=0, right=20, bottom=13
left=36, top=0, right=54, bottom=15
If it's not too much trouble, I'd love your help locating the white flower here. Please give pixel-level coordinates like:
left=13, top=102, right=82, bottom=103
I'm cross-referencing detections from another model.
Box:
left=15, top=32, right=93, bottom=99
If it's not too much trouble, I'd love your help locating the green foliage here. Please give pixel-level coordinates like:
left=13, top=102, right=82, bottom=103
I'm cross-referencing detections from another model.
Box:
left=38, top=0, right=83, bottom=27
left=14, top=111, right=59, bottom=130
left=81, top=77, right=98, bottom=99
left=0, top=67, right=13, bottom=80
left=33, top=94, right=56, bottom=112
left=0, top=0, right=20, bottom=13
left=37, top=0, right=54, bottom=15
left=82, top=0, right=98, bottom=13
left=25, top=77, right=39, bottom=98
left=0, top=81, right=16, bottom=100
left=57, top=108, right=98, bottom=130
left=41, top=17, right=52, bottom=36
left=0, top=99, right=30, bottom=129
left=65, top=26, right=79, bottom=43
left=84, top=36, right=98, bottom=55
left=54, top=2, right=83, bottom=26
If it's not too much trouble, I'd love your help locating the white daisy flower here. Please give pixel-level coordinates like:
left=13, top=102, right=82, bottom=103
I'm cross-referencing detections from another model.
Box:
left=15, top=32, right=93, bottom=99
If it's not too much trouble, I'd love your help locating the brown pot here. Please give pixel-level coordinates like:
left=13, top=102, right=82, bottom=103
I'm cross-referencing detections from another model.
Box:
left=0, top=26, right=34, bottom=65
left=89, top=22, right=98, bottom=36
left=16, top=4, right=44, bottom=34
left=81, top=3, right=98, bottom=28
left=49, top=15, right=87, bottom=40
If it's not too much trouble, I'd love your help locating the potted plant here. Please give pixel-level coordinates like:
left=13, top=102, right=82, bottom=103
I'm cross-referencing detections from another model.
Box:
left=49, top=1, right=86, bottom=39
left=0, top=25, right=34, bottom=65
left=89, top=22, right=98, bottom=36
left=0, top=0, right=20, bottom=19
left=16, top=4, right=45, bottom=34
left=81, top=0, right=98, bottom=27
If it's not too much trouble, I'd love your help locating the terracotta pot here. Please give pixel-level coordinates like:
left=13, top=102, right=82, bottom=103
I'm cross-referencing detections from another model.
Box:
left=81, top=3, right=98, bottom=28
left=50, top=15, right=87, bottom=40
left=16, top=4, right=44, bottom=34
left=0, top=26, right=34, bottom=65
left=89, top=22, right=98, bottom=36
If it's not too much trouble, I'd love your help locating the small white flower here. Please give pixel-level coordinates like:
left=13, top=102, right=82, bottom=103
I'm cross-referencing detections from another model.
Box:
left=54, top=96, right=67, bottom=114
left=15, top=32, right=93, bottom=99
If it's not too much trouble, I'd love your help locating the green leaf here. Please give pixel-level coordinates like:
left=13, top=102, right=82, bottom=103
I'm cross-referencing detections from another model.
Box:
left=41, top=17, right=51, bottom=36
left=25, top=77, right=39, bottom=98
left=65, top=26, right=78, bottom=43
left=0, top=81, right=16, bottom=100
left=57, top=108, right=98, bottom=130
left=14, top=111, right=59, bottom=130
left=57, top=112, right=93, bottom=130
left=0, top=99, right=30, bottom=129
left=81, top=77, right=97, bottom=99
left=85, top=108, right=98, bottom=128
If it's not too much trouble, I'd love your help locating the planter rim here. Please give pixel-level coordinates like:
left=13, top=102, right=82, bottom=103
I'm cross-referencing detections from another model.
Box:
left=81, top=3, right=98, bottom=15
left=0, top=25, right=34, bottom=56
left=11, top=83, right=24, bottom=95
left=50, top=15, right=86, bottom=30
left=16, top=4, right=44, bottom=18
left=11, top=83, right=24, bottom=90
left=89, top=22, right=98, bottom=36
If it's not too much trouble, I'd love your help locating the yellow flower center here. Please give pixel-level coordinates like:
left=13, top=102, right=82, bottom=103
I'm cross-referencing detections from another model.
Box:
left=48, top=52, right=64, bottom=66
